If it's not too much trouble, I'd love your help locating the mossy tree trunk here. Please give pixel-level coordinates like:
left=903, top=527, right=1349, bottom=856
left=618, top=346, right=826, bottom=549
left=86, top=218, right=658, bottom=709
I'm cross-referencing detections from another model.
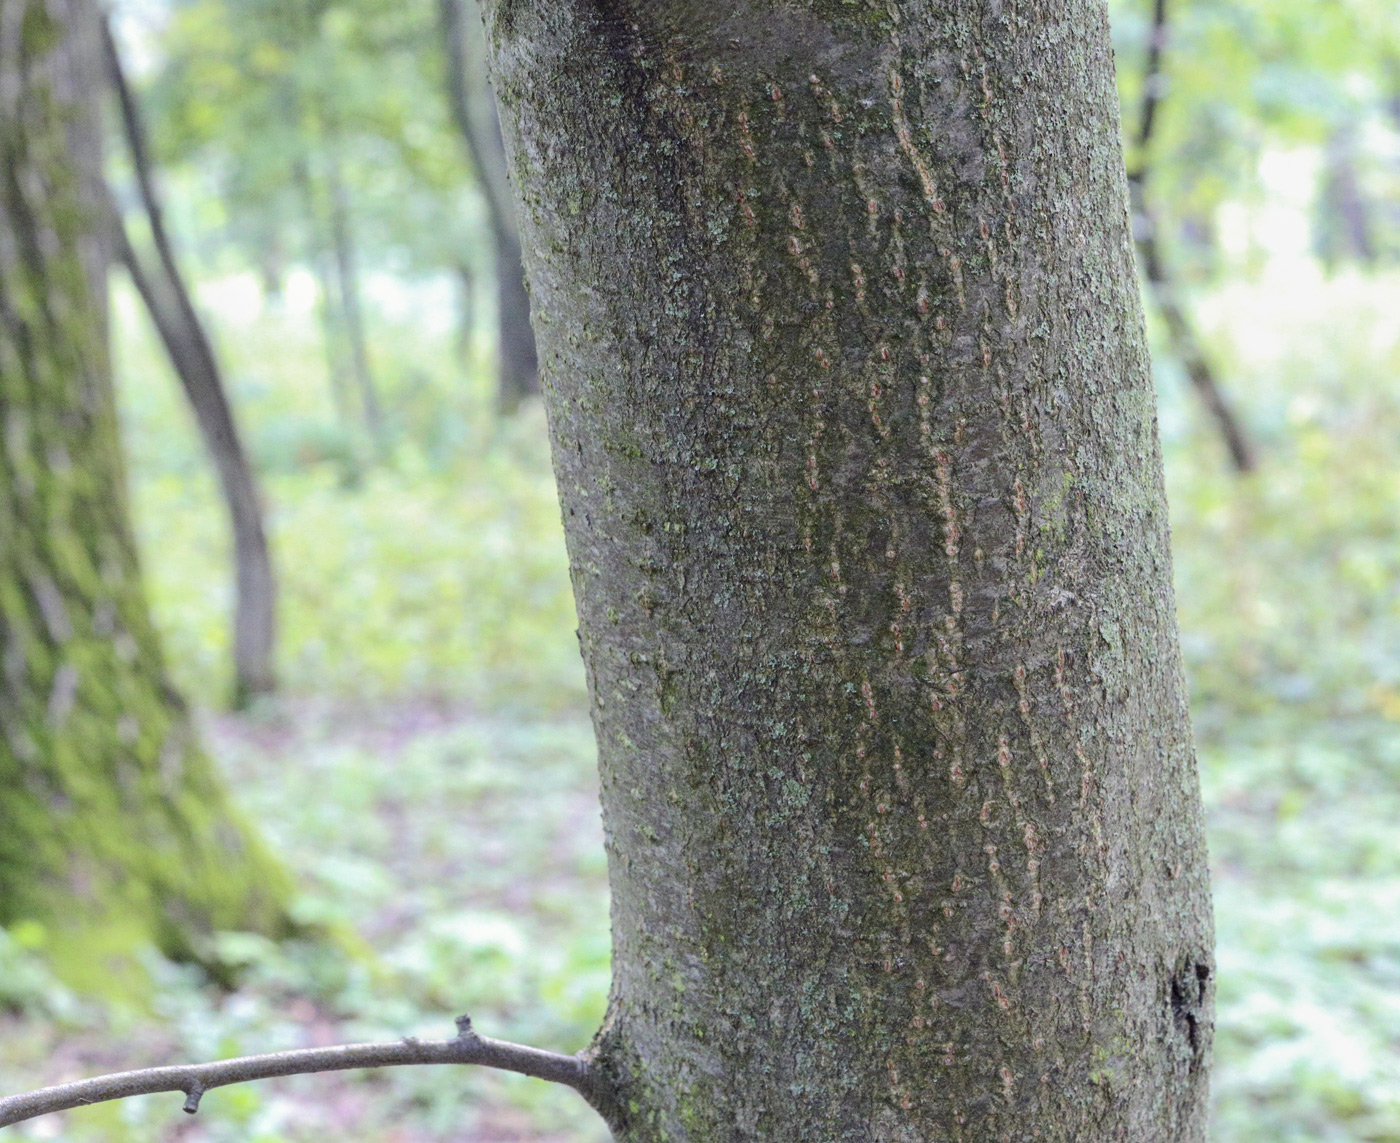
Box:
left=482, top=2, right=1214, bottom=1141
left=0, top=0, right=293, bottom=972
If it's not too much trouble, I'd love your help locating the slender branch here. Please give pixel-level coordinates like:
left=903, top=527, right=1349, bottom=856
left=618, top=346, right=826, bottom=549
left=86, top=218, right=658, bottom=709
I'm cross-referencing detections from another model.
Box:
left=1131, top=217, right=1256, bottom=471
left=1132, top=0, right=1169, bottom=164
left=0, top=1015, right=615, bottom=1131
left=1127, top=0, right=1256, bottom=473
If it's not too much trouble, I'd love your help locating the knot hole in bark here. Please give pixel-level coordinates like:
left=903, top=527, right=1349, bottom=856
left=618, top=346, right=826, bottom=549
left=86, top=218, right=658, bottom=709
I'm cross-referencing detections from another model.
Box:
left=1169, top=960, right=1211, bottom=1071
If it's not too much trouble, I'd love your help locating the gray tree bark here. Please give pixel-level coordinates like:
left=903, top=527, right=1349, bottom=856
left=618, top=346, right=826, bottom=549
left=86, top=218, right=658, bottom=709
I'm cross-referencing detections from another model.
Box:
left=482, top=2, right=1214, bottom=1141
left=439, top=0, right=539, bottom=412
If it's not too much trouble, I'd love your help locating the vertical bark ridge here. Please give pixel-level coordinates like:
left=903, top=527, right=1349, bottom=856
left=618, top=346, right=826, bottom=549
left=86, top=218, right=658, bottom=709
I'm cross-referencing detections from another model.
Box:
left=485, top=3, right=1213, bottom=1140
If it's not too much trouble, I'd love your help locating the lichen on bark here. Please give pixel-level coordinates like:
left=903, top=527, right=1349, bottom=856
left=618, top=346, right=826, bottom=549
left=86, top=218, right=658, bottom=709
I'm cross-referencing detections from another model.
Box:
left=0, top=0, right=294, bottom=985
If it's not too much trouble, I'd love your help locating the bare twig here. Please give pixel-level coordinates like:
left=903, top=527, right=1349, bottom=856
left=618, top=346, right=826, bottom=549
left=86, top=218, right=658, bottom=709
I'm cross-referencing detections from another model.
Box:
left=0, top=1015, right=616, bottom=1131
left=1128, top=0, right=1256, bottom=473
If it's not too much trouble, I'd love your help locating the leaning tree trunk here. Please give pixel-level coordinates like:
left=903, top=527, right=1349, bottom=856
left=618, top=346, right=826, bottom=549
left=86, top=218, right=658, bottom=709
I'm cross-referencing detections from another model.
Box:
left=0, top=0, right=293, bottom=968
left=1127, top=0, right=1254, bottom=474
left=439, top=0, right=539, bottom=412
left=483, top=3, right=1214, bottom=1141
left=102, top=20, right=278, bottom=705
left=112, top=221, right=279, bottom=705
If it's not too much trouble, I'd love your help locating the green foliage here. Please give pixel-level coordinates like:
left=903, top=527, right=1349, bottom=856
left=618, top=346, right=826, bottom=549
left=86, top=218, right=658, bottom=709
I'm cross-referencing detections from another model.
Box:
left=0, top=715, right=609, bottom=1143
left=111, top=281, right=583, bottom=712
left=0, top=924, right=82, bottom=1020
left=1109, top=0, right=1400, bottom=275
left=137, top=0, right=483, bottom=279
left=1166, top=272, right=1400, bottom=736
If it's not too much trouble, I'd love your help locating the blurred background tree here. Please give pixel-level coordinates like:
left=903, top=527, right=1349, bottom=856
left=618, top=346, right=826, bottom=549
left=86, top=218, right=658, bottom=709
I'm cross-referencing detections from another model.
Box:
left=2, top=0, right=1400, bottom=1139
left=1114, top=0, right=1400, bottom=278
left=0, top=0, right=294, bottom=999
left=144, top=0, right=491, bottom=442
left=104, top=15, right=278, bottom=705
left=437, top=0, right=537, bottom=413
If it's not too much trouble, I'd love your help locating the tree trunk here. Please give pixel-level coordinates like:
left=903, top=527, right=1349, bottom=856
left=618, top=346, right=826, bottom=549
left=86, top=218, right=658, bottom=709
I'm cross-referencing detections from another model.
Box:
left=102, top=20, right=278, bottom=705
left=493, top=224, right=538, bottom=411
left=1317, top=124, right=1377, bottom=269
left=293, top=156, right=355, bottom=425
left=1129, top=187, right=1256, bottom=473
left=439, top=0, right=539, bottom=411
left=1126, top=0, right=1254, bottom=475
left=453, top=258, right=477, bottom=358
left=324, top=139, right=386, bottom=451
left=0, top=0, right=293, bottom=969
left=315, top=246, right=354, bottom=423
left=483, top=3, right=1214, bottom=1141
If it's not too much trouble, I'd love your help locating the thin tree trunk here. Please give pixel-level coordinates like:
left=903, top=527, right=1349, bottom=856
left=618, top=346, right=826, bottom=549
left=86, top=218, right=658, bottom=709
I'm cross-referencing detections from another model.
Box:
left=1131, top=193, right=1257, bottom=472
left=0, top=0, right=293, bottom=967
left=453, top=258, right=476, bottom=357
left=316, top=245, right=354, bottom=422
left=1317, top=125, right=1377, bottom=268
left=257, top=231, right=285, bottom=302
left=438, top=0, right=538, bottom=411
left=493, top=225, right=537, bottom=410
left=101, top=19, right=276, bottom=705
left=484, top=3, right=1214, bottom=1141
left=1128, top=0, right=1255, bottom=473
left=323, top=139, right=386, bottom=451
left=293, top=155, right=354, bottom=424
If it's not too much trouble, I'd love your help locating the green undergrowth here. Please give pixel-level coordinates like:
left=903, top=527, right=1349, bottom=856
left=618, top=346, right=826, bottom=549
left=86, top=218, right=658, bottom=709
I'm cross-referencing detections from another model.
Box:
left=110, top=282, right=585, bottom=712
